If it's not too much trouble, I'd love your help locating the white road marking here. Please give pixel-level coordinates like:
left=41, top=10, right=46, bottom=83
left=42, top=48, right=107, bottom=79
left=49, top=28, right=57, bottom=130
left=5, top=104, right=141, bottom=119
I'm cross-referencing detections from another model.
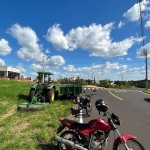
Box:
left=115, top=90, right=127, bottom=92
left=79, top=109, right=83, bottom=123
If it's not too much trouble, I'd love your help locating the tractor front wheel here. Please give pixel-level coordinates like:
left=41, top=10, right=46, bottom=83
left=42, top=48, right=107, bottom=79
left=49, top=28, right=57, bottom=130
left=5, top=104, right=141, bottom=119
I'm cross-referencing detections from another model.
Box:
left=29, top=89, right=35, bottom=102
left=47, top=88, right=55, bottom=103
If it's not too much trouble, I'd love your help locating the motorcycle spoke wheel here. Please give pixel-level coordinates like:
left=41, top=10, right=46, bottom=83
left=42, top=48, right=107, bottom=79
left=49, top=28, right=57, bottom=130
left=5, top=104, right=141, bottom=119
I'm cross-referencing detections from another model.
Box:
left=86, top=102, right=92, bottom=117
left=115, top=139, right=145, bottom=150
left=58, top=131, right=79, bottom=150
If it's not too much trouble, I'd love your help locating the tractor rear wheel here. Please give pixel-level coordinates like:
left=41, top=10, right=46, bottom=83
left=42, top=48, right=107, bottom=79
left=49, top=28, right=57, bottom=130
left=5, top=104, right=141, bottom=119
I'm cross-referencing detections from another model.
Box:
left=47, top=88, right=55, bottom=103
left=29, top=89, right=35, bottom=102
left=55, top=90, right=59, bottom=100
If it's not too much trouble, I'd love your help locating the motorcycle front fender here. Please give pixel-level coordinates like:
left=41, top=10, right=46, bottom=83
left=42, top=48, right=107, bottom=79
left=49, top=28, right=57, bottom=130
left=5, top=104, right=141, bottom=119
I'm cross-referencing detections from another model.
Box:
left=113, top=134, right=136, bottom=150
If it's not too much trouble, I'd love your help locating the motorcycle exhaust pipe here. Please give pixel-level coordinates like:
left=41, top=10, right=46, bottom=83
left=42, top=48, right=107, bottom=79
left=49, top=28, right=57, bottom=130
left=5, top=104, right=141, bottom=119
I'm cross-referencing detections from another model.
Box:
left=56, top=136, right=88, bottom=150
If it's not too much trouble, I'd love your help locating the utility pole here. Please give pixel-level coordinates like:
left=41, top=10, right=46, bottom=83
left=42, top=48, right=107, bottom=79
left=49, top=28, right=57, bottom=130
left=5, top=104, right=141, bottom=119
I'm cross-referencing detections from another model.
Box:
left=138, top=0, right=148, bottom=90
left=42, top=53, right=45, bottom=83
left=144, top=49, right=149, bottom=89
left=121, top=73, right=123, bottom=86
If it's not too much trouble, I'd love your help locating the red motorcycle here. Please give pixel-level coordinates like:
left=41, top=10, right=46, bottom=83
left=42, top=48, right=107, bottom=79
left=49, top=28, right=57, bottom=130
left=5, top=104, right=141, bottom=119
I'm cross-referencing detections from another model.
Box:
left=56, top=99, right=145, bottom=150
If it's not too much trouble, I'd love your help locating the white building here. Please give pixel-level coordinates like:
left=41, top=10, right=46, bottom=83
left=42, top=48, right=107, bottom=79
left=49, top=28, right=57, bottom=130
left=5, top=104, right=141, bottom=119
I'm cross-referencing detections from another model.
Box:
left=0, top=66, right=20, bottom=79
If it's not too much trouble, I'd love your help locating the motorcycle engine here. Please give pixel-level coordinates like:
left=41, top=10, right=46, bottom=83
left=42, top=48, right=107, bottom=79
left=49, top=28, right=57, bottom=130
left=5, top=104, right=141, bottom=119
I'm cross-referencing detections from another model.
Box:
left=89, top=130, right=107, bottom=150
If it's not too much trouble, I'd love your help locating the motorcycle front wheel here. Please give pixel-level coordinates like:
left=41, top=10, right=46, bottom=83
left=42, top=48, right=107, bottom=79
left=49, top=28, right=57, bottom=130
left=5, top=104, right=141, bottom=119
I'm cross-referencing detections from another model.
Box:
left=86, top=102, right=92, bottom=117
left=57, top=131, right=80, bottom=150
left=114, top=139, right=145, bottom=150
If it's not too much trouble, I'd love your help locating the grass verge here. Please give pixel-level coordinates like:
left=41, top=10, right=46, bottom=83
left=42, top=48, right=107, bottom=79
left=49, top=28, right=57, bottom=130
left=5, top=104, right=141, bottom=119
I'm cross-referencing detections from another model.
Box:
left=143, top=89, right=150, bottom=94
left=0, top=79, right=73, bottom=150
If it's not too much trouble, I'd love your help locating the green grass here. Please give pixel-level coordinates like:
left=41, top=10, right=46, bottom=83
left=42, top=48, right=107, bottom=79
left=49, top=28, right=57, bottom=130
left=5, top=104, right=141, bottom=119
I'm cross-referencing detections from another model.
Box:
left=143, top=89, right=150, bottom=94
left=0, top=79, right=73, bottom=150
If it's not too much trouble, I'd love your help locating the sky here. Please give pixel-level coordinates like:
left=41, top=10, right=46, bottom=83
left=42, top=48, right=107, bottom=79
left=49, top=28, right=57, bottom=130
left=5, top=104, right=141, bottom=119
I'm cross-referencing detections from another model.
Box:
left=0, top=0, right=150, bottom=81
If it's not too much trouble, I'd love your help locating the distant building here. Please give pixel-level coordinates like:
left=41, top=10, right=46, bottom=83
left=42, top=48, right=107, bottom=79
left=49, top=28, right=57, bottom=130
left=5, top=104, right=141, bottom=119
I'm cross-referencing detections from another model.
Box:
left=0, top=66, right=20, bottom=80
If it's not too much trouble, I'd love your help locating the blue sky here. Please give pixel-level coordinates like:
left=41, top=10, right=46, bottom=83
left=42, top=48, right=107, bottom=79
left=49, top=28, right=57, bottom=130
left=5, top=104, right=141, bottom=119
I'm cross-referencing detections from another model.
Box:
left=0, top=0, right=150, bottom=81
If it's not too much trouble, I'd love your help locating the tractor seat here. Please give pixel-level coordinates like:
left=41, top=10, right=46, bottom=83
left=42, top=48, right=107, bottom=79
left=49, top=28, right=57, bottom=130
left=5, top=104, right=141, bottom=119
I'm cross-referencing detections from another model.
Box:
left=37, top=84, right=47, bottom=90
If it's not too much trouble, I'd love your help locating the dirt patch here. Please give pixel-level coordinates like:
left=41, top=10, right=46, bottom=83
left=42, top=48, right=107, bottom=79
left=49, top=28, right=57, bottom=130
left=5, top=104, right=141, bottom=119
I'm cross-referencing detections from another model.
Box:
left=0, top=101, right=9, bottom=105
left=0, top=126, right=4, bottom=131
left=12, top=121, right=31, bottom=137
left=0, top=106, right=16, bottom=121
left=82, top=85, right=99, bottom=88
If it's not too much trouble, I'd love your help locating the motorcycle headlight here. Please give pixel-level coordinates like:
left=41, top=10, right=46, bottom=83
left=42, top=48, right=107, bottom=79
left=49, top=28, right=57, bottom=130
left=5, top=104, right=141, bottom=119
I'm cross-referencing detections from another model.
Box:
left=111, top=113, right=121, bottom=126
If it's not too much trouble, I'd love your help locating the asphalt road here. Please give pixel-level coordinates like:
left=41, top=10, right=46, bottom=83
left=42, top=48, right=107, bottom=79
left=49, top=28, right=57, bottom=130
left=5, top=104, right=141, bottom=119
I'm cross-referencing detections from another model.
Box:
left=80, top=87, right=150, bottom=150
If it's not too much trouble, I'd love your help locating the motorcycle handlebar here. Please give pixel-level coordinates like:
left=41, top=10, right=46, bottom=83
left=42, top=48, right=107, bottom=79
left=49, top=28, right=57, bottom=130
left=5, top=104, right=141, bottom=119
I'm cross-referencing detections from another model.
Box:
left=103, top=112, right=121, bottom=126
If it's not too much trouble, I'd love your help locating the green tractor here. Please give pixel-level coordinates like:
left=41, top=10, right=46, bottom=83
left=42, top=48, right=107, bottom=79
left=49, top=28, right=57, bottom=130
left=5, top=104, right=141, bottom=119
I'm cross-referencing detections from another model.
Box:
left=29, top=71, right=58, bottom=103
left=17, top=71, right=58, bottom=111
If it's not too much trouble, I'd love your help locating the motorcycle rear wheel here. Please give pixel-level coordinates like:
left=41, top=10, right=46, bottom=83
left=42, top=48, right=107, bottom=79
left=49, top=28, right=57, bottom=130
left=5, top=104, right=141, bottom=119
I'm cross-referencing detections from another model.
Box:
left=114, top=139, right=145, bottom=150
left=57, top=131, right=80, bottom=150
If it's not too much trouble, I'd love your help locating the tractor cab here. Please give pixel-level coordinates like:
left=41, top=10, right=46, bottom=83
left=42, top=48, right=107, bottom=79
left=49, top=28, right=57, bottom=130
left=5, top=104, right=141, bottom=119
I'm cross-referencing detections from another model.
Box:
left=36, top=71, right=54, bottom=84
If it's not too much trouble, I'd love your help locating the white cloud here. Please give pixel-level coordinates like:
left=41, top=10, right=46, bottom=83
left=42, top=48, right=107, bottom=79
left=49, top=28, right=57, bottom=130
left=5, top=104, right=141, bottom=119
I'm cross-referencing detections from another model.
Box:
left=136, top=43, right=150, bottom=58
left=63, top=62, right=127, bottom=75
left=60, top=62, right=144, bottom=81
left=118, top=21, right=125, bottom=28
left=0, top=39, right=12, bottom=56
left=45, top=48, right=50, bottom=54
left=45, top=23, right=141, bottom=58
left=95, top=37, right=141, bottom=58
left=145, top=20, right=150, bottom=28
left=63, top=65, right=92, bottom=72
left=101, top=62, right=127, bottom=72
left=127, top=58, right=132, bottom=60
left=63, top=65, right=76, bottom=72
left=44, top=24, right=69, bottom=50
left=7, top=24, right=43, bottom=61
left=45, top=23, right=113, bottom=52
left=29, top=56, right=65, bottom=72
left=126, top=67, right=140, bottom=73
left=45, top=55, right=65, bottom=66
left=16, top=63, right=26, bottom=73
left=29, top=72, right=39, bottom=81
left=123, top=0, right=150, bottom=22
left=30, top=72, right=38, bottom=77
left=0, top=58, right=5, bottom=66
left=94, top=63, right=123, bottom=78
left=29, top=63, right=42, bottom=71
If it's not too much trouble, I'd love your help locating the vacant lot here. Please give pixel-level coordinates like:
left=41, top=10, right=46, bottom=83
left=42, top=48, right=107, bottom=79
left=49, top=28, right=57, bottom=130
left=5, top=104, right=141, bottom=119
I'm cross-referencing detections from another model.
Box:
left=0, top=79, right=72, bottom=150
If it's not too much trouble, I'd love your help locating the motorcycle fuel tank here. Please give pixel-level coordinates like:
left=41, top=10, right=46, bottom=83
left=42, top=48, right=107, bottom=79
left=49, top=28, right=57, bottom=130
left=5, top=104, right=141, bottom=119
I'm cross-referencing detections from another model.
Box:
left=88, top=118, right=111, bottom=132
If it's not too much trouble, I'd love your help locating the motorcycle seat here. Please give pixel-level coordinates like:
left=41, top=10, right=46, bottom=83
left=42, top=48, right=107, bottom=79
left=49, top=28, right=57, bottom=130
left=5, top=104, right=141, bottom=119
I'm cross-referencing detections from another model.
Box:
left=64, top=119, right=90, bottom=129
left=80, top=97, right=90, bottom=103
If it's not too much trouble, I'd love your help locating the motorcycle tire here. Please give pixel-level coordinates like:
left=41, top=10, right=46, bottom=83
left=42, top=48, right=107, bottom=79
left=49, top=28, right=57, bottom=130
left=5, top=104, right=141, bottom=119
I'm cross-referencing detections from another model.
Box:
left=57, top=131, right=80, bottom=150
left=114, top=139, right=145, bottom=150
left=86, top=102, right=92, bottom=117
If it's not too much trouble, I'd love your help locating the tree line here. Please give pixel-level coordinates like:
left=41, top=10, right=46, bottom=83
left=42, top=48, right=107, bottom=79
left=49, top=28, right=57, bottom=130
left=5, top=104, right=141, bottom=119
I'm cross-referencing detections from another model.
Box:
left=58, top=77, right=149, bottom=89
